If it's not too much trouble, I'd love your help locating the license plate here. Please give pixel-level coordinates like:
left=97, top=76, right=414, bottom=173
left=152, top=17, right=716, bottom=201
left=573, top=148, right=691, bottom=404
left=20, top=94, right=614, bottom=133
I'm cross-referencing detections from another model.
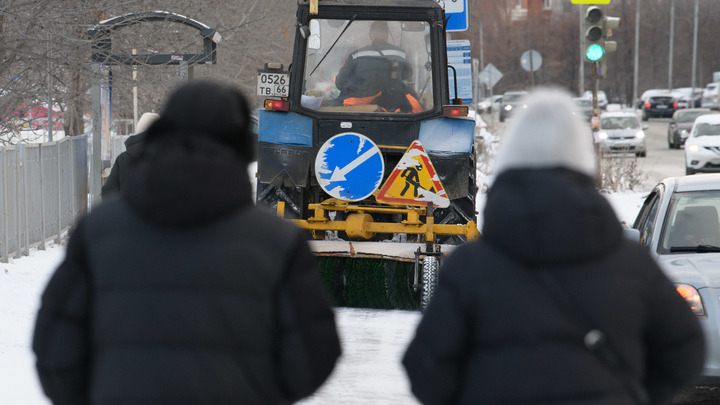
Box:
left=257, top=72, right=289, bottom=97
left=657, top=104, right=668, bottom=109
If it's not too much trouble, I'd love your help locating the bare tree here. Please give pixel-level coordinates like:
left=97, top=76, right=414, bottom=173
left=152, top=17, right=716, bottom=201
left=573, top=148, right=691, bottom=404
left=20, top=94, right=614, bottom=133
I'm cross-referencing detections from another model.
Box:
left=1, top=0, right=296, bottom=143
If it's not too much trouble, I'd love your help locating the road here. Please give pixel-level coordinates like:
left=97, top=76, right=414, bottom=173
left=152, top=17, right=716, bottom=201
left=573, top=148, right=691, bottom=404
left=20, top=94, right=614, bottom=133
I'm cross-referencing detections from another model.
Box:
left=636, top=115, right=686, bottom=189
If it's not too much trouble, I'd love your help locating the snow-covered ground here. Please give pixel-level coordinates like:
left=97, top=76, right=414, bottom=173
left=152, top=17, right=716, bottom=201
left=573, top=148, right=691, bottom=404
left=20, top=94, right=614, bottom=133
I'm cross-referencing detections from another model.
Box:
left=0, top=192, right=646, bottom=405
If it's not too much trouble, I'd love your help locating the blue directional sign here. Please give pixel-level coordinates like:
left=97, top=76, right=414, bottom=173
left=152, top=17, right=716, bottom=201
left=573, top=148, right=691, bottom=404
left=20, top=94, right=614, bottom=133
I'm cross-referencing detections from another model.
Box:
left=436, top=0, right=469, bottom=32
left=315, top=133, right=385, bottom=201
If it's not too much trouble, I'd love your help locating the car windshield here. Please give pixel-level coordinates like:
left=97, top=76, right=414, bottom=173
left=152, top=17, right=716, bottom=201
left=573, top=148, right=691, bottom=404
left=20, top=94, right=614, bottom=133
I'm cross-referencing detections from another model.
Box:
left=659, top=191, right=720, bottom=254
left=600, top=116, right=639, bottom=130
left=504, top=93, right=525, bottom=102
left=301, top=19, right=433, bottom=114
left=575, top=99, right=591, bottom=107
left=693, top=122, right=720, bottom=137
left=678, top=111, right=710, bottom=123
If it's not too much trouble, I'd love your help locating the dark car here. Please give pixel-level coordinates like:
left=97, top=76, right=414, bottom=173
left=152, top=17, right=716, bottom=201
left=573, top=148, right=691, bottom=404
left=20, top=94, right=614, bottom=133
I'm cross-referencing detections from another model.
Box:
left=499, top=90, right=528, bottom=122
left=642, top=94, right=678, bottom=121
left=668, top=108, right=713, bottom=149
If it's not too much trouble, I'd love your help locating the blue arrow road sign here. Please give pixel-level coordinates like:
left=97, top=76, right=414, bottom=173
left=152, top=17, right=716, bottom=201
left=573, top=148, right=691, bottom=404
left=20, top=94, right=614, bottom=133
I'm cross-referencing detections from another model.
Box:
left=315, top=132, right=385, bottom=201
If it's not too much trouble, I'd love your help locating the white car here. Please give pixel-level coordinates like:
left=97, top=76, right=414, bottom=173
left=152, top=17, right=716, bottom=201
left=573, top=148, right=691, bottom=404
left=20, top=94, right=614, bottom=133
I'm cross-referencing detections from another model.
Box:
left=702, top=83, right=719, bottom=110
left=596, top=111, right=647, bottom=157
left=684, top=114, right=720, bottom=175
left=583, top=90, right=608, bottom=110
left=633, top=174, right=720, bottom=386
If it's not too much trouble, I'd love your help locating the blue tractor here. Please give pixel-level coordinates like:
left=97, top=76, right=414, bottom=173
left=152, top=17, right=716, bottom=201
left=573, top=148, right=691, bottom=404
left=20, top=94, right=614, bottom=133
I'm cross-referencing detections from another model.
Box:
left=255, top=0, right=479, bottom=310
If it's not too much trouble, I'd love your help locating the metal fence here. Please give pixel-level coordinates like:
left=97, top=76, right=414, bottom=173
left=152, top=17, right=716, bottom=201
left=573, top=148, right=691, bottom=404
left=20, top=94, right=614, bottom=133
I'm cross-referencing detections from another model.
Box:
left=0, top=135, right=88, bottom=262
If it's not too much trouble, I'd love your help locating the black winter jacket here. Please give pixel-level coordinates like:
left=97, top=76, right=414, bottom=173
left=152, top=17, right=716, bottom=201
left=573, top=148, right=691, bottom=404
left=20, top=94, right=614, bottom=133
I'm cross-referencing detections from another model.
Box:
left=33, top=136, right=341, bottom=405
left=403, top=168, right=705, bottom=405
left=101, top=132, right=146, bottom=198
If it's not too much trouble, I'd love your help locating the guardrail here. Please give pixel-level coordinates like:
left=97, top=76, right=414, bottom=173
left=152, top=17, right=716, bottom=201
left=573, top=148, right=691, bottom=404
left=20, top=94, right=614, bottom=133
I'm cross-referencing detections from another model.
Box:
left=0, top=135, right=88, bottom=262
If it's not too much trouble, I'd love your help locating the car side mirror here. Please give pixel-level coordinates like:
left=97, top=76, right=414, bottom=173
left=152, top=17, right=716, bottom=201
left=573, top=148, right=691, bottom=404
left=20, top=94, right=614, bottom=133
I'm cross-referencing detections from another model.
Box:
left=623, top=228, right=640, bottom=243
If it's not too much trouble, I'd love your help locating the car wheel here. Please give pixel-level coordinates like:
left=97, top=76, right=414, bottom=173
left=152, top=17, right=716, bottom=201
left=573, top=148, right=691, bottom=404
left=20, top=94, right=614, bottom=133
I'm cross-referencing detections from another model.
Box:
left=668, top=138, right=675, bottom=149
left=499, top=114, right=505, bottom=123
left=686, top=166, right=695, bottom=175
left=642, top=112, right=648, bottom=121
left=636, top=151, right=646, bottom=158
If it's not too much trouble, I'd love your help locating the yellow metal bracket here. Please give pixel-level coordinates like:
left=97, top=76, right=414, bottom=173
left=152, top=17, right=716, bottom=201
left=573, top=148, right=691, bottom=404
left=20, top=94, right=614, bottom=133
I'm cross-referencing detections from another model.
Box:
left=282, top=198, right=480, bottom=242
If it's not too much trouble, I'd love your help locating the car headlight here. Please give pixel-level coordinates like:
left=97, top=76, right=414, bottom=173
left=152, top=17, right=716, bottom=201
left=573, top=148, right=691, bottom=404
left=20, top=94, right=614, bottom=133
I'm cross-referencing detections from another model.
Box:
left=687, top=144, right=700, bottom=152
left=681, top=129, right=689, bottom=136
left=597, top=131, right=608, bottom=140
left=504, top=105, right=512, bottom=111
left=635, top=131, right=645, bottom=139
left=676, top=284, right=705, bottom=316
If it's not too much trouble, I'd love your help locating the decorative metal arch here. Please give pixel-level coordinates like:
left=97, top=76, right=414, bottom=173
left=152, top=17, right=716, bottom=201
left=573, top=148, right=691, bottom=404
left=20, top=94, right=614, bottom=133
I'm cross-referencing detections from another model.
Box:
left=86, top=11, right=222, bottom=208
left=86, top=11, right=221, bottom=66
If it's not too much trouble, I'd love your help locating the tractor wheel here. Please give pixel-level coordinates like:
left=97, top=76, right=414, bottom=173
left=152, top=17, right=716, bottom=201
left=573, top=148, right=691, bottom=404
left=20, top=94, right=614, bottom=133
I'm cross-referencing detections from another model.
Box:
left=421, top=256, right=439, bottom=312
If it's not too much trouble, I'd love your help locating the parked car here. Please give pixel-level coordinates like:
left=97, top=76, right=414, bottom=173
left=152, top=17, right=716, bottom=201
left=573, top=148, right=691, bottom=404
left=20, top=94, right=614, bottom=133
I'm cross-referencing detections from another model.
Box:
left=572, top=97, right=593, bottom=121
left=642, top=93, right=678, bottom=120
left=672, top=87, right=704, bottom=109
left=702, top=82, right=719, bottom=110
left=582, top=90, right=608, bottom=110
left=498, top=90, right=528, bottom=122
left=633, top=173, right=720, bottom=386
left=637, top=88, right=670, bottom=109
left=476, top=95, right=502, bottom=114
left=684, top=113, right=720, bottom=174
left=597, top=111, right=647, bottom=157
left=668, top=108, right=714, bottom=149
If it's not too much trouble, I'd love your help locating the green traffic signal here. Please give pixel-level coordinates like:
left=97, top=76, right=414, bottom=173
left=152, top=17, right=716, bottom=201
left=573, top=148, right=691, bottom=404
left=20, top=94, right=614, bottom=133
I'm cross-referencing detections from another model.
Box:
left=586, top=44, right=605, bottom=62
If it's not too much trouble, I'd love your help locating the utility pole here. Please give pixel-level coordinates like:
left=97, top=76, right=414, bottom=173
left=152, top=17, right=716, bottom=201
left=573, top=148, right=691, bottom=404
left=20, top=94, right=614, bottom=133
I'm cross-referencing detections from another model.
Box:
left=668, top=0, right=674, bottom=91
left=632, top=0, right=639, bottom=109
left=691, top=0, right=699, bottom=92
left=579, top=7, right=584, bottom=95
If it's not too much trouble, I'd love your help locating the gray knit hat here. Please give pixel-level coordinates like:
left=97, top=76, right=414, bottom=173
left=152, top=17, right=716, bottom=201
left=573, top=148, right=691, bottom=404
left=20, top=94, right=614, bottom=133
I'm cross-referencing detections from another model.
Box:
left=493, top=88, right=596, bottom=178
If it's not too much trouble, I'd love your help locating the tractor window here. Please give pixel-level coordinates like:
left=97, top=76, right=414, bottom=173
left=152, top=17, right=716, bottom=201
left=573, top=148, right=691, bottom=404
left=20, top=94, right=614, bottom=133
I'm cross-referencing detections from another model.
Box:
left=302, top=19, right=433, bottom=114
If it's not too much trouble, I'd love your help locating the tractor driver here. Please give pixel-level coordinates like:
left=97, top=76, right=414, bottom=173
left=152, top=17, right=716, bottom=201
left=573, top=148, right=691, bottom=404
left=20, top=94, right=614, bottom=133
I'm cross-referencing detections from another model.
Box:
left=335, top=21, right=423, bottom=113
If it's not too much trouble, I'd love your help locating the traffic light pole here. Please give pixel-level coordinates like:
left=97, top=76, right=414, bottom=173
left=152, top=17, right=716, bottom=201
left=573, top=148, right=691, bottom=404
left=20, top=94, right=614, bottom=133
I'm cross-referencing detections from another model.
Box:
left=592, top=60, right=602, bottom=188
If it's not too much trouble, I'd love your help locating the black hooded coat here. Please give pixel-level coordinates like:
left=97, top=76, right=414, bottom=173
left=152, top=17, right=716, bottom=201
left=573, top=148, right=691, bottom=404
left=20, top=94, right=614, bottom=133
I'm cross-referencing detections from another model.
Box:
left=101, top=132, right=146, bottom=197
left=33, top=81, right=341, bottom=405
left=403, top=168, right=705, bottom=405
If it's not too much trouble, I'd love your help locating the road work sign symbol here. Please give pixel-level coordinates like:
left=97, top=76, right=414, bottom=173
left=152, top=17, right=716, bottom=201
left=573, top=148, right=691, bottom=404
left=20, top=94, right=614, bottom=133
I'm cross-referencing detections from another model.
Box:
left=315, top=132, right=385, bottom=201
left=376, top=140, right=449, bottom=208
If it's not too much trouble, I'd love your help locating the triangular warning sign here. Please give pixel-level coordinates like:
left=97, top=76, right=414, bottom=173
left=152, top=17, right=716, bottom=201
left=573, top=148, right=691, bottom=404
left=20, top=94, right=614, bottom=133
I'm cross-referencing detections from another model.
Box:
left=376, top=140, right=450, bottom=208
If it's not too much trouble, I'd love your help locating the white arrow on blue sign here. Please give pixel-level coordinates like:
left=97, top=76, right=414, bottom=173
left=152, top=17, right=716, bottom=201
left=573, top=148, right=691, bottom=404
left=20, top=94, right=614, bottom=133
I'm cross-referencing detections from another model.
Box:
left=315, top=132, right=385, bottom=201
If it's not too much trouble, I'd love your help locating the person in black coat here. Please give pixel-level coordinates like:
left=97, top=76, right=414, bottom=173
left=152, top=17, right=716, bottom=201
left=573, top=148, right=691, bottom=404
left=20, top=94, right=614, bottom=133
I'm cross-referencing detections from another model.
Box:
left=402, top=88, right=705, bottom=405
left=33, top=79, right=341, bottom=405
left=101, top=112, right=159, bottom=198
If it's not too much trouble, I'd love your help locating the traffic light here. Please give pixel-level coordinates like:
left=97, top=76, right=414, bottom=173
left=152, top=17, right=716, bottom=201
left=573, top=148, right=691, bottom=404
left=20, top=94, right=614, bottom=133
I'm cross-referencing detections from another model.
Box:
left=583, top=6, right=604, bottom=62
left=602, top=15, right=621, bottom=56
